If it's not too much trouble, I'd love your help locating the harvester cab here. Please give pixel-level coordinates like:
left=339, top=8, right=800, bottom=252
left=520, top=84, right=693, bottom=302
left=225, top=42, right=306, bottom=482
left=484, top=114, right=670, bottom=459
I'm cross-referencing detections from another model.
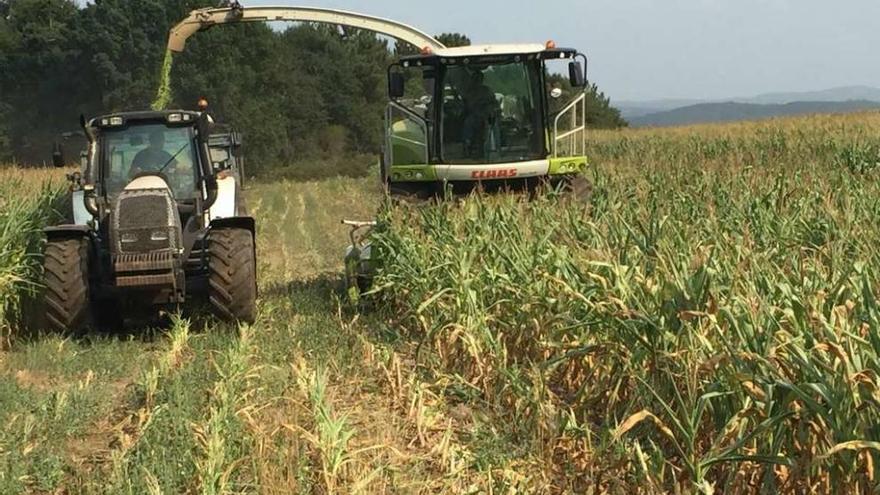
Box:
left=43, top=110, right=257, bottom=332
left=384, top=42, right=590, bottom=197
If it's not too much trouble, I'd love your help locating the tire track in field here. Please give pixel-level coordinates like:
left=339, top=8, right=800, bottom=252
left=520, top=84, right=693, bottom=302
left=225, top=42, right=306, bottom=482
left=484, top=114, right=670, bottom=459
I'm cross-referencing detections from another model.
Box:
left=63, top=319, right=194, bottom=492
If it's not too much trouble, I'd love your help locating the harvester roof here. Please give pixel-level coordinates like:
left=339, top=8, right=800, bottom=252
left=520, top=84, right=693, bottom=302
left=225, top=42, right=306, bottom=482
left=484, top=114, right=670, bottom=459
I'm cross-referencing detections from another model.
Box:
left=400, top=44, right=579, bottom=63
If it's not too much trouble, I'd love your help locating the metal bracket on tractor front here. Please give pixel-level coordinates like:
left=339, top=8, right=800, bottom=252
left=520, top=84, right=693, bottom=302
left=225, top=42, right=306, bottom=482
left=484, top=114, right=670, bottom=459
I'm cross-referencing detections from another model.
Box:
left=342, top=220, right=377, bottom=303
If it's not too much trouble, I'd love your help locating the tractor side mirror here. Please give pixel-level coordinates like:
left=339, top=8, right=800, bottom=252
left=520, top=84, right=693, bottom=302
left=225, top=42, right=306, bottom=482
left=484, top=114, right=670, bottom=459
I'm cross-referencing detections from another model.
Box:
left=569, top=61, right=586, bottom=88
left=389, top=73, right=405, bottom=99
left=52, top=143, right=66, bottom=168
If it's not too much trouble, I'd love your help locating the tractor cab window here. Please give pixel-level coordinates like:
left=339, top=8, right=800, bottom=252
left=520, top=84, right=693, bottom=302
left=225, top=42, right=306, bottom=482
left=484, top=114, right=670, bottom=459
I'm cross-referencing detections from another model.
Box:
left=440, top=60, right=543, bottom=163
left=101, top=124, right=199, bottom=200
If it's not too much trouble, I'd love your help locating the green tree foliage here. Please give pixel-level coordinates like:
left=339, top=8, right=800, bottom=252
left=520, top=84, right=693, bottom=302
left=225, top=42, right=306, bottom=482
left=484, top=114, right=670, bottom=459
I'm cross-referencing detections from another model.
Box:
left=547, top=73, right=627, bottom=128
left=0, top=4, right=624, bottom=169
left=0, top=0, right=79, bottom=162
left=435, top=32, right=470, bottom=47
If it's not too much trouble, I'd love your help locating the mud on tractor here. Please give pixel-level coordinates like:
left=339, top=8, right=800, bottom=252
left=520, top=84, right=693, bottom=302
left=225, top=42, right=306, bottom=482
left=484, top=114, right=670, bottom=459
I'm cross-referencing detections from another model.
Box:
left=44, top=110, right=256, bottom=332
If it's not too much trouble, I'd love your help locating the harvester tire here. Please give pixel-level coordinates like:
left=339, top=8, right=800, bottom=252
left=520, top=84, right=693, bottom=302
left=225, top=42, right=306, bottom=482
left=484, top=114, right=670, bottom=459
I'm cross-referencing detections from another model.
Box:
left=564, top=175, right=593, bottom=202
left=43, top=238, right=91, bottom=334
left=208, top=228, right=256, bottom=324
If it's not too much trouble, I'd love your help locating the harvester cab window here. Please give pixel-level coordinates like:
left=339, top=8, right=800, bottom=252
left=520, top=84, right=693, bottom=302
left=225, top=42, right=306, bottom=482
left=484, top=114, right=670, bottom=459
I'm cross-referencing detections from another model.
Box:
left=393, top=65, right=435, bottom=119
left=387, top=65, right=433, bottom=166
left=101, top=124, right=199, bottom=200
left=544, top=58, right=577, bottom=123
left=441, top=60, right=543, bottom=164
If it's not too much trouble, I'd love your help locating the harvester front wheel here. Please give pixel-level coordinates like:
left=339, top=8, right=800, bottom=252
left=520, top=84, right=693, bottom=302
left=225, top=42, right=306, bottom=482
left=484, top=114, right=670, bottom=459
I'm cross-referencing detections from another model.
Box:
left=43, top=238, right=92, bottom=334
left=208, top=228, right=257, bottom=324
left=563, top=175, right=593, bottom=202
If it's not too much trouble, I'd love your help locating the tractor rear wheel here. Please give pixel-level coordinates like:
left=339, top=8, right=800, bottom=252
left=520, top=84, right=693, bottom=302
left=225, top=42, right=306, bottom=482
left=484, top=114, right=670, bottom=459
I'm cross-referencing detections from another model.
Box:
left=43, top=238, right=91, bottom=333
left=207, top=228, right=256, bottom=323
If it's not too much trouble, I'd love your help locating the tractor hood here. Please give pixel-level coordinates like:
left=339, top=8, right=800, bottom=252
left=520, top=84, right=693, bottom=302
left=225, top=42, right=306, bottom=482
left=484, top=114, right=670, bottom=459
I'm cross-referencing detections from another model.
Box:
left=125, top=174, right=173, bottom=193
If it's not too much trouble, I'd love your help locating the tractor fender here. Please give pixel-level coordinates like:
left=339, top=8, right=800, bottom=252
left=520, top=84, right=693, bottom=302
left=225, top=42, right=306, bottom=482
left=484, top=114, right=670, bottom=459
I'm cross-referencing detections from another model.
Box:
left=209, top=216, right=255, bottom=236
left=209, top=175, right=238, bottom=219
left=44, top=224, right=92, bottom=242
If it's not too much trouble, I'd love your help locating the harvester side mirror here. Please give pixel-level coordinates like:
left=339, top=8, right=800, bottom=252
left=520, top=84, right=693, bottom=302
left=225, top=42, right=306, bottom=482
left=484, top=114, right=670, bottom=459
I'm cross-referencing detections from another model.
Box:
left=389, top=73, right=405, bottom=99
left=52, top=143, right=66, bottom=168
left=569, top=61, right=586, bottom=88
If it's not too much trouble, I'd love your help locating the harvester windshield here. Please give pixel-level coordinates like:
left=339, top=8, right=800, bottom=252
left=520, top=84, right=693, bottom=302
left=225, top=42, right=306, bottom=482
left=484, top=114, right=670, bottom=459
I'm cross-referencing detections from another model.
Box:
left=100, top=124, right=199, bottom=200
left=441, top=61, right=543, bottom=163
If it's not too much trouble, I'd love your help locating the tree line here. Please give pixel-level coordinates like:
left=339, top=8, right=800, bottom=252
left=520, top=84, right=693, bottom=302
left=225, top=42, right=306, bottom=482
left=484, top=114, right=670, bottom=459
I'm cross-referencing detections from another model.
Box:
left=0, top=0, right=626, bottom=176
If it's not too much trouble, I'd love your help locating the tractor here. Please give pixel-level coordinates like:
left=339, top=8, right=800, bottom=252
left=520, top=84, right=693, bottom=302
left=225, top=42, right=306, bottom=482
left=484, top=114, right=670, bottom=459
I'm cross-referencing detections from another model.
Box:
left=44, top=110, right=256, bottom=332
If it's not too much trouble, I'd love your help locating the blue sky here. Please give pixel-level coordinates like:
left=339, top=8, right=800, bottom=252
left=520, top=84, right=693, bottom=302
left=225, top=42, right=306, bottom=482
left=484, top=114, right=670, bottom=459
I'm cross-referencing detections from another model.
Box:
left=241, top=0, right=879, bottom=102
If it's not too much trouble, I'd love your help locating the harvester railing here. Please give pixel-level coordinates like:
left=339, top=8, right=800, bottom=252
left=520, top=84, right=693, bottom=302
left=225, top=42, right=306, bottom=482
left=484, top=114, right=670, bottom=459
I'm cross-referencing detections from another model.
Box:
left=553, top=93, right=586, bottom=158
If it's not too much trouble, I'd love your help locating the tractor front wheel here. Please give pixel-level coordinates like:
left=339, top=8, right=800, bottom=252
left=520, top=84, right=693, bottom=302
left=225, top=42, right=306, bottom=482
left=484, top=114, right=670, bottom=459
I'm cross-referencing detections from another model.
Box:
left=207, top=228, right=257, bottom=324
left=43, top=238, right=92, bottom=334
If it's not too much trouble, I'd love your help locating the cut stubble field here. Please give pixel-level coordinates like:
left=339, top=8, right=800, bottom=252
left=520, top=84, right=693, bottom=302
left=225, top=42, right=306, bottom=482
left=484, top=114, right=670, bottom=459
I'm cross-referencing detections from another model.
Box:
left=2, top=111, right=880, bottom=493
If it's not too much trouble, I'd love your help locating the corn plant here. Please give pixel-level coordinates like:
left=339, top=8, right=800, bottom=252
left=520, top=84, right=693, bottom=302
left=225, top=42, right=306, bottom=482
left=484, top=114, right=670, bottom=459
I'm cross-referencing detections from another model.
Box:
left=369, top=112, right=880, bottom=492
left=0, top=169, right=66, bottom=345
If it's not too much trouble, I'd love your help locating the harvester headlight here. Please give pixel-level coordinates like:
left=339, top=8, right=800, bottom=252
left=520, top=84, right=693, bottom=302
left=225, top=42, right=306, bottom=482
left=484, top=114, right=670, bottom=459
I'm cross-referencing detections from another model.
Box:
left=151, top=231, right=169, bottom=241
left=182, top=114, right=192, bottom=121
left=167, top=113, right=182, bottom=123
left=121, top=232, right=138, bottom=243
left=109, top=117, right=123, bottom=126
left=100, top=118, right=109, bottom=126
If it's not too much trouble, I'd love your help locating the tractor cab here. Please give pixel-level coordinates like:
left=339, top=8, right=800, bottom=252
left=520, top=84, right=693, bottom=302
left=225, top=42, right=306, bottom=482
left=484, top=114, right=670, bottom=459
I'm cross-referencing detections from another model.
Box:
left=384, top=42, right=590, bottom=196
left=93, top=112, right=207, bottom=206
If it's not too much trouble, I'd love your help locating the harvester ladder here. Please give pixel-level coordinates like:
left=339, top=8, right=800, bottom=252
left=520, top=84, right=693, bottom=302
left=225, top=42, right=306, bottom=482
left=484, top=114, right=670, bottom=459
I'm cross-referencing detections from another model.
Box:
left=553, top=93, right=586, bottom=158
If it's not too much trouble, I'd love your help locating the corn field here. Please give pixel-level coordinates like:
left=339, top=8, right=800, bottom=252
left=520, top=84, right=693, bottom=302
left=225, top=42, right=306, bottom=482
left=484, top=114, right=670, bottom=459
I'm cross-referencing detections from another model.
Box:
left=1, top=112, right=880, bottom=493
left=0, top=168, right=66, bottom=346
left=371, top=112, right=880, bottom=493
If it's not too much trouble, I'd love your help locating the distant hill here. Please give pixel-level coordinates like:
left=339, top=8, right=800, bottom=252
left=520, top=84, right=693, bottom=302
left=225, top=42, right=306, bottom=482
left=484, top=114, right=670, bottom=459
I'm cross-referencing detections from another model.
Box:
left=616, top=85, right=880, bottom=121
left=741, top=86, right=880, bottom=105
left=629, top=100, right=880, bottom=128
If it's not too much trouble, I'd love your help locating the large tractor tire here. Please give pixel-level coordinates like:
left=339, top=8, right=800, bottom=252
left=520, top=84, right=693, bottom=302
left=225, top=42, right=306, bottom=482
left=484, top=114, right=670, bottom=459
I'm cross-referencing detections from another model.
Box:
left=43, top=238, right=91, bottom=333
left=207, top=228, right=257, bottom=324
left=563, top=175, right=593, bottom=202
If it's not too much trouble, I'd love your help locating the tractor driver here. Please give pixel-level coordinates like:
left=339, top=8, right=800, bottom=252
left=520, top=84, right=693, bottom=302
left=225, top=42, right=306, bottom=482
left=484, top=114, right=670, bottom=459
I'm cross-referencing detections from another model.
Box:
left=461, top=70, right=499, bottom=158
left=130, top=130, right=176, bottom=177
